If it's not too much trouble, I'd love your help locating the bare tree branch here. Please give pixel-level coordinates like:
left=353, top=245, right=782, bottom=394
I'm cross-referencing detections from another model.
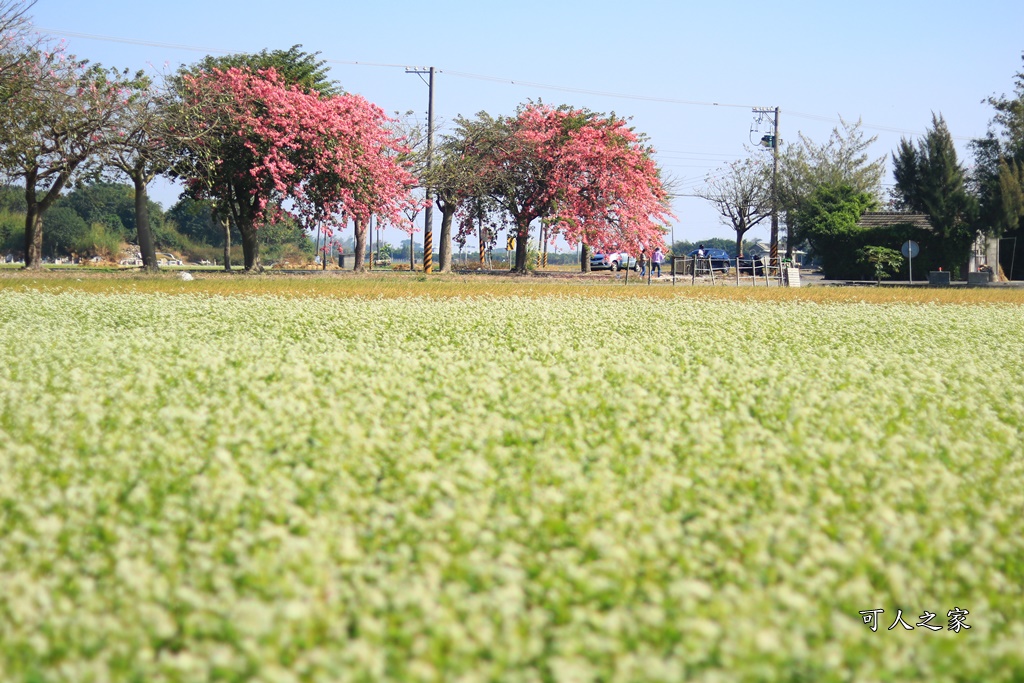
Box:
left=696, top=156, right=772, bottom=257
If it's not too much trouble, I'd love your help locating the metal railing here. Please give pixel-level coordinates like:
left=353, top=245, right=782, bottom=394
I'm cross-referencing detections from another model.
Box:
left=668, top=255, right=787, bottom=286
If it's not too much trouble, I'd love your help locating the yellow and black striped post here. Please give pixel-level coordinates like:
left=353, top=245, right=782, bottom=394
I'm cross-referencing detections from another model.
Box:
left=423, top=224, right=433, bottom=273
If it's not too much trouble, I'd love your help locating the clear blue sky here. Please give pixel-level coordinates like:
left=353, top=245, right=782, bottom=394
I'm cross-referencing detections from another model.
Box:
left=28, top=0, right=1024, bottom=251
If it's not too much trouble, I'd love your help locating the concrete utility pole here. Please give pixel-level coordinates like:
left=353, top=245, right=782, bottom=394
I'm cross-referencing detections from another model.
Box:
left=406, top=67, right=435, bottom=273
left=753, top=107, right=780, bottom=266
left=771, top=107, right=780, bottom=264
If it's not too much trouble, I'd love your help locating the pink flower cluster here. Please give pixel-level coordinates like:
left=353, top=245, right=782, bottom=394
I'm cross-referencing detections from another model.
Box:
left=474, top=104, right=674, bottom=254
left=182, top=67, right=420, bottom=232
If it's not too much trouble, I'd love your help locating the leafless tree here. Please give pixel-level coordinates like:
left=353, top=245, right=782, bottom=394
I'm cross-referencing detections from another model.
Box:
left=696, top=157, right=772, bottom=258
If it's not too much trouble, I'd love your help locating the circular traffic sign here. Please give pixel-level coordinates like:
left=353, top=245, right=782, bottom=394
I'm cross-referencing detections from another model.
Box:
left=901, top=240, right=920, bottom=259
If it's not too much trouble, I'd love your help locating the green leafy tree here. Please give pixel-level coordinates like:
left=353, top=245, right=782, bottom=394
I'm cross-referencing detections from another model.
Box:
left=971, top=53, right=1024, bottom=241
left=858, top=245, right=904, bottom=284
left=41, top=206, right=88, bottom=257
left=191, top=46, right=337, bottom=97
left=893, top=114, right=978, bottom=275
left=75, top=221, right=121, bottom=260
left=59, top=183, right=138, bottom=237
left=166, top=196, right=231, bottom=246
left=995, top=158, right=1024, bottom=232
left=424, top=114, right=493, bottom=273
left=779, top=118, right=886, bottom=257
left=0, top=42, right=134, bottom=268
left=795, top=183, right=876, bottom=279
left=106, top=73, right=175, bottom=271
left=0, top=208, right=21, bottom=254
left=984, top=53, right=1024, bottom=160
left=0, top=184, right=26, bottom=213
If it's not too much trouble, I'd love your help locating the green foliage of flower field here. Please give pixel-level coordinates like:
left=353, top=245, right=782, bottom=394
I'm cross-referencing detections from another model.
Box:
left=1, top=291, right=1022, bottom=682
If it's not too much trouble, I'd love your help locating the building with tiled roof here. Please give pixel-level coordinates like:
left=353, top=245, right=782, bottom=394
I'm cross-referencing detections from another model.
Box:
left=855, top=212, right=934, bottom=230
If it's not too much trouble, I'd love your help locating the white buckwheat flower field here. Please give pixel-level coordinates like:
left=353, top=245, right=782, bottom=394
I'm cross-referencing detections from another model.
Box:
left=1, top=282, right=1022, bottom=682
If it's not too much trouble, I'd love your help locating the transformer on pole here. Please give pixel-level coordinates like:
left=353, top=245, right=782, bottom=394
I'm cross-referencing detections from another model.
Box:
left=406, top=67, right=435, bottom=273
left=753, top=106, right=781, bottom=266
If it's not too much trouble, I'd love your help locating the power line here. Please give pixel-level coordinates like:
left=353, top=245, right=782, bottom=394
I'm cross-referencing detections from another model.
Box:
left=33, top=27, right=411, bottom=68
left=786, top=109, right=974, bottom=142
left=657, top=149, right=740, bottom=156
left=440, top=69, right=755, bottom=109
left=656, top=164, right=723, bottom=170
left=36, top=26, right=979, bottom=142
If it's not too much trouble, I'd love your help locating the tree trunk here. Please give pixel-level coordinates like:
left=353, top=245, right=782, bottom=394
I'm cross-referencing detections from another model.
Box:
left=134, top=173, right=159, bottom=272
left=239, top=224, right=261, bottom=272
left=222, top=217, right=232, bottom=271
left=581, top=243, right=591, bottom=272
left=438, top=204, right=456, bottom=273
left=23, top=204, right=43, bottom=270
left=22, top=168, right=69, bottom=270
left=513, top=222, right=530, bottom=273
left=353, top=217, right=367, bottom=272
left=735, top=229, right=745, bottom=259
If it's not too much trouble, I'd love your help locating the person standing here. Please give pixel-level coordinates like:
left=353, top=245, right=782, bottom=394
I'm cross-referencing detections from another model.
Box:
left=652, top=247, right=663, bottom=278
left=637, top=247, right=648, bottom=277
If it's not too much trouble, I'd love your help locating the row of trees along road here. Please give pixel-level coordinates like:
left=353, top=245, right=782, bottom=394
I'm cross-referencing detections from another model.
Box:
left=697, top=54, right=1024, bottom=279
left=0, top=1, right=673, bottom=273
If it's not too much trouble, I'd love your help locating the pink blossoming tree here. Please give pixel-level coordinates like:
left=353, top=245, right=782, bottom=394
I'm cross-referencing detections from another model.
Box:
left=172, top=65, right=418, bottom=271
left=458, top=103, right=673, bottom=273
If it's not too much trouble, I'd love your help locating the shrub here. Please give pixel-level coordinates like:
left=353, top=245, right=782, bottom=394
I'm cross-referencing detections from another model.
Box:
left=42, top=207, right=90, bottom=257
left=858, top=245, right=904, bottom=283
left=75, top=222, right=123, bottom=260
left=0, top=209, right=22, bottom=256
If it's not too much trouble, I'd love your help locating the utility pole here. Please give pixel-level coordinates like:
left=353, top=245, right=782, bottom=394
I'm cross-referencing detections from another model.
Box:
left=753, top=106, right=780, bottom=267
left=772, top=107, right=780, bottom=264
left=406, top=67, right=435, bottom=273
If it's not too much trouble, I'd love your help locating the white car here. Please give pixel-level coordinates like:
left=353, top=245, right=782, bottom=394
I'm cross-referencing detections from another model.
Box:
left=589, top=251, right=636, bottom=271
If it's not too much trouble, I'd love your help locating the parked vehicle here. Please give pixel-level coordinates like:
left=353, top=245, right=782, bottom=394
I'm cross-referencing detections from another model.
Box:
left=589, top=251, right=636, bottom=271
left=687, top=247, right=731, bottom=273
left=158, top=252, right=184, bottom=266
left=739, top=256, right=767, bottom=275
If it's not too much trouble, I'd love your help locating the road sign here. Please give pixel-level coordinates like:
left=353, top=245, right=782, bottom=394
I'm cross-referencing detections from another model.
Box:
left=902, top=240, right=920, bottom=283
